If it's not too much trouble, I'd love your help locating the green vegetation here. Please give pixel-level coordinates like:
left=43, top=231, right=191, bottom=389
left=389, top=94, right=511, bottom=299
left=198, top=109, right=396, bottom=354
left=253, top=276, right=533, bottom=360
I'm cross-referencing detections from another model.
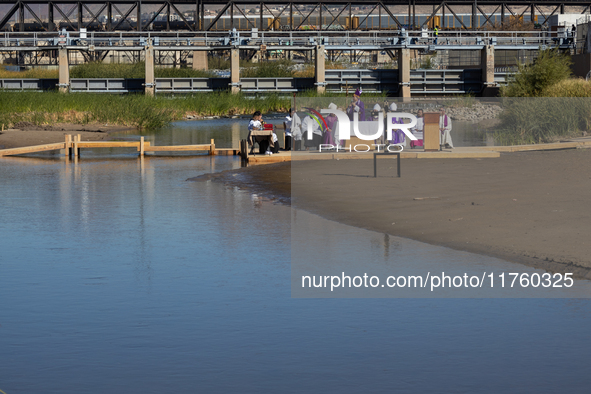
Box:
left=449, top=93, right=476, bottom=109
left=0, top=65, right=58, bottom=79
left=1, top=63, right=214, bottom=79
left=156, top=67, right=213, bottom=78
left=494, top=97, right=591, bottom=145
left=70, top=62, right=214, bottom=78
left=501, top=49, right=572, bottom=97
left=70, top=62, right=145, bottom=78
left=3, top=59, right=349, bottom=80
left=494, top=49, right=591, bottom=144
left=241, top=60, right=293, bottom=78
left=542, top=78, right=591, bottom=97
left=0, top=91, right=292, bottom=130
left=0, top=89, right=387, bottom=130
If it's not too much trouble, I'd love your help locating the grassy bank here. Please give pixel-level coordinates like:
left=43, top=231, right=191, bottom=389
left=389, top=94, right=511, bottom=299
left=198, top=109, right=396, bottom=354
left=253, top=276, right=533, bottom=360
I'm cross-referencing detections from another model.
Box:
left=494, top=97, right=591, bottom=145
left=70, top=62, right=215, bottom=78
left=0, top=90, right=386, bottom=130
left=0, top=91, right=293, bottom=130
left=495, top=49, right=591, bottom=144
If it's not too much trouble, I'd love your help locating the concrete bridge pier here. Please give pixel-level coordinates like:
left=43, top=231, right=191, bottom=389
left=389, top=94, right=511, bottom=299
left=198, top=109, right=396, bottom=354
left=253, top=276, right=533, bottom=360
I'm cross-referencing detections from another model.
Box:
left=398, top=48, right=410, bottom=100
left=145, top=40, right=155, bottom=96
left=58, top=47, right=69, bottom=93
left=481, top=45, right=495, bottom=96
left=192, top=47, right=208, bottom=71
left=231, top=47, right=240, bottom=94
left=315, top=45, right=325, bottom=94
left=174, top=50, right=181, bottom=69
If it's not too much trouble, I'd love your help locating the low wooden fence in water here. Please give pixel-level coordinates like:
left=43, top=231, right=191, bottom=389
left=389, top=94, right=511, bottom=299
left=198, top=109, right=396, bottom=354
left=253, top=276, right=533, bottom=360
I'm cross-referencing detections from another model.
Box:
left=0, top=135, right=240, bottom=157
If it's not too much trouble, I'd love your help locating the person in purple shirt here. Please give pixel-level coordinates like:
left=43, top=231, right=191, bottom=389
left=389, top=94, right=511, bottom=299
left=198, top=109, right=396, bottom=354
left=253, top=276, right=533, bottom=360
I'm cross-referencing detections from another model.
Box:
left=347, top=88, right=366, bottom=122
left=324, top=102, right=338, bottom=146
left=389, top=103, right=406, bottom=146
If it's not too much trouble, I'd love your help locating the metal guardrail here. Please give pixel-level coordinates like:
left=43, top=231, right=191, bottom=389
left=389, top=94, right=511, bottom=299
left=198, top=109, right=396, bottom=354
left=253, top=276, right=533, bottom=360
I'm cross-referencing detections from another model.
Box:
left=1, top=69, right=507, bottom=94
left=0, top=30, right=575, bottom=51
left=0, top=78, right=55, bottom=90
left=69, top=78, right=144, bottom=93
left=410, top=69, right=482, bottom=94
left=156, top=77, right=214, bottom=92
left=325, top=69, right=398, bottom=93
left=493, top=66, right=516, bottom=85
left=240, top=77, right=298, bottom=92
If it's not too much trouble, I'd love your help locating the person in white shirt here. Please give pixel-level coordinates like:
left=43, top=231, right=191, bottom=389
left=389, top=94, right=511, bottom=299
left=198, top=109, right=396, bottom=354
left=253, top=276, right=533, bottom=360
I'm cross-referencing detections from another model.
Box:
left=248, top=111, right=262, bottom=133
left=439, top=107, right=453, bottom=149
left=410, top=109, right=424, bottom=148
left=248, top=111, right=271, bottom=154
left=283, top=108, right=293, bottom=151
left=270, top=128, right=280, bottom=154
left=302, top=113, right=322, bottom=150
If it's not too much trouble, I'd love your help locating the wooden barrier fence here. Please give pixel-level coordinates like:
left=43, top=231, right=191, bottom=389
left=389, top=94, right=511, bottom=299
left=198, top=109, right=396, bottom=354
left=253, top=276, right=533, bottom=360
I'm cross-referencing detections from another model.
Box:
left=0, top=135, right=239, bottom=158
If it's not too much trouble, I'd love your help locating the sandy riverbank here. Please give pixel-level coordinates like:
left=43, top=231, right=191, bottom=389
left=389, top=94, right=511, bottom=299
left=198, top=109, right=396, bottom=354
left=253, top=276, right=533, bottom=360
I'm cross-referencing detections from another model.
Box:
left=194, top=149, right=591, bottom=278
left=0, top=122, right=133, bottom=150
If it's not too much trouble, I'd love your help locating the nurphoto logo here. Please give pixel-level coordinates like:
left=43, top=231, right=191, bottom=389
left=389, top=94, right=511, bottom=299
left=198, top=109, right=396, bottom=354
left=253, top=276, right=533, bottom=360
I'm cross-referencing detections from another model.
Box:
left=306, top=109, right=418, bottom=152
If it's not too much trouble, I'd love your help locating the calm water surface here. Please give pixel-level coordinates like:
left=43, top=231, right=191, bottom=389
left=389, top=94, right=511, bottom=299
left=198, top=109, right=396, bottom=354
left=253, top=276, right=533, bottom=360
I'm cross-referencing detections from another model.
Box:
left=0, top=121, right=590, bottom=393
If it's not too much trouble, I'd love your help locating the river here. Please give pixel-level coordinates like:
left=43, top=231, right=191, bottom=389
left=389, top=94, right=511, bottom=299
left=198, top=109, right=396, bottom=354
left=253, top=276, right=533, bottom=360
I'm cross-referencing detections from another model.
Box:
left=0, top=120, right=589, bottom=393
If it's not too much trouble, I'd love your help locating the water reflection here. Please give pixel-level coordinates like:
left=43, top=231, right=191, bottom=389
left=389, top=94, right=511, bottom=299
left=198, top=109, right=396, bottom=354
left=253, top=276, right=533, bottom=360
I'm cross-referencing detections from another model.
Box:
left=1, top=156, right=590, bottom=393
left=127, top=117, right=287, bottom=151
left=291, top=210, right=591, bottom=298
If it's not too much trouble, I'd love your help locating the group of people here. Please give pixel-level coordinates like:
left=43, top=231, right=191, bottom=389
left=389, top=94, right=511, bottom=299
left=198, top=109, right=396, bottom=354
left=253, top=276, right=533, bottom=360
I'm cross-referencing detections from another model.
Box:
left=247, top=88, right=454, bottom=153
left=247, top=111, right=280, bottom=155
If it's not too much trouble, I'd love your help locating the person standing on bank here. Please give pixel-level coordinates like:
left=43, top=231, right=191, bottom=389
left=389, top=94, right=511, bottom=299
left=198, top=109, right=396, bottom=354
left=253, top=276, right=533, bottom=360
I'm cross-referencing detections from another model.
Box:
left=283, top=108, right=293, bottom=151
left=411, top=109, right=424, bottom=148
left=302, top=112, right=322, bottom=150
left=389, top=103, right=406, bottom=147
left=324, top=103, right=338, bottom=146
left=347, top=88, right=366, bottom=122
left=291, top=109, right=303, bottom=151
left=439, top=107, right=453, bottom=149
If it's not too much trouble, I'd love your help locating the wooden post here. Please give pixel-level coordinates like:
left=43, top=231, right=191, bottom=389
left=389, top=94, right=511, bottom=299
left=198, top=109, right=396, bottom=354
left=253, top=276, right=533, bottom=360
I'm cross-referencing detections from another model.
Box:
left=65, top=134, right=71, bottom=157
left=73, top=134, right=79, bottom=157
left=210, top=138, right=215, bottom=155
left=140, top=136, right=145, bottom=157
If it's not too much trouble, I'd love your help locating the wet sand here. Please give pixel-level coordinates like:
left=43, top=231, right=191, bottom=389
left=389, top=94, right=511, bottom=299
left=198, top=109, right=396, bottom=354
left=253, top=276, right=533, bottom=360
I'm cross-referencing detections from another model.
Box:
left=195, top=149, right=591, bottom=278
left=0, top=122, right=131, bottom=149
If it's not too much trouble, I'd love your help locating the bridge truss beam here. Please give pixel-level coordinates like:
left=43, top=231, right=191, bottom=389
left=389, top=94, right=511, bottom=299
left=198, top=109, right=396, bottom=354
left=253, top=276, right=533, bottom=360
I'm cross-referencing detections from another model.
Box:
left=1, top=0, right=590, bottom=32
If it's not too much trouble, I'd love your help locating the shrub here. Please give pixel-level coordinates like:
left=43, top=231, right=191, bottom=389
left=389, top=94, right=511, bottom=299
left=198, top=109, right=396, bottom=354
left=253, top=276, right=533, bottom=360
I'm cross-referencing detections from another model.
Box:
left=494, top=97, right=591, bottom=144
left=542, top=78, right=591, bottom=97
left=501, top=49, right=572, bottom=97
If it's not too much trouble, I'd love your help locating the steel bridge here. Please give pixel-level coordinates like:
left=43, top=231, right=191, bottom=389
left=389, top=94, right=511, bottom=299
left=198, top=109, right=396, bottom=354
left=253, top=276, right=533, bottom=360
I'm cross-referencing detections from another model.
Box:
left=0, top=29, right=576, bottom=51
left=1, top=0, right=591, bottom=33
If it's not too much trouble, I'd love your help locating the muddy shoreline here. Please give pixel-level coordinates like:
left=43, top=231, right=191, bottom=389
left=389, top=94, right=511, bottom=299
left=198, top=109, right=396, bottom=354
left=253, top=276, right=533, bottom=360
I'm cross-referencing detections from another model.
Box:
left=192, top=151, right=591, bottom=279
left=0, top=122, right=133, bottom=150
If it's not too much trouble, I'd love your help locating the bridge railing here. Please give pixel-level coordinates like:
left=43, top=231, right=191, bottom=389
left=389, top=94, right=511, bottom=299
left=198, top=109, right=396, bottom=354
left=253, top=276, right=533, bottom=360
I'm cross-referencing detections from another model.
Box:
left=1, top=68, right=502, bottom=94
left=69, top=78, right=144, bottom=93
left=410, top=69, right=482, bottom=94
left=1, top=30, right=567, bottom=49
